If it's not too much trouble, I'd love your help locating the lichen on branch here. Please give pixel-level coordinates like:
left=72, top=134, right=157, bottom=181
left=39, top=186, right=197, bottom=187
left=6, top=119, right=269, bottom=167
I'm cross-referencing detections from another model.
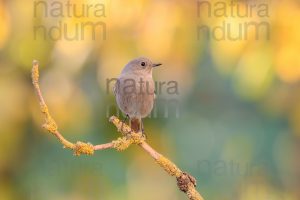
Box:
left=31, top=60, right=204, bottom=200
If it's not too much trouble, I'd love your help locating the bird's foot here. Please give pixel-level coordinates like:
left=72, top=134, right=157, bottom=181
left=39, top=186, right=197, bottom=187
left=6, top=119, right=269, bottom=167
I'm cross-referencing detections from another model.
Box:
left=119, top=114, right=130, bottom=134
left=141, top=129, right=147, bottom=140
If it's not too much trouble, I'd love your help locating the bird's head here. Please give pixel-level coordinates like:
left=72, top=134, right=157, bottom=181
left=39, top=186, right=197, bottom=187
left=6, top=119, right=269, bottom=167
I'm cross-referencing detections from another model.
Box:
left=122, top=57, right=161, bottom=74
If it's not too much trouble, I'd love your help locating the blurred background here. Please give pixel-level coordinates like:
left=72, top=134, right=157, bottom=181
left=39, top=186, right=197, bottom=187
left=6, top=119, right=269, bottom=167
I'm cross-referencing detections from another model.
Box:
left=0, top=0, right=300, bottom=199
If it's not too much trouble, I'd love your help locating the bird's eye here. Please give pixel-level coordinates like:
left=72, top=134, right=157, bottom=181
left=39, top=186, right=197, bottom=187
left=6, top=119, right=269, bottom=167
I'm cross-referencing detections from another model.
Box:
left=141, top=62, right=146, bottom=67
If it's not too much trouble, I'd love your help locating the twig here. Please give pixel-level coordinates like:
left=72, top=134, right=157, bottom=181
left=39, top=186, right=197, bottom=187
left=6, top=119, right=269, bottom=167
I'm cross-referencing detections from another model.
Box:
left=31, top=60, right=204, bottom=200
left=109, top=117, right=204, bottom=200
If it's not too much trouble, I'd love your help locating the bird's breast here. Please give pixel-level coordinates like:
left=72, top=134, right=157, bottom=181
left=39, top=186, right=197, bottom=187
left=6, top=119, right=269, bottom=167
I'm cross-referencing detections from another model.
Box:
left=115, top=73, right=155, bottom=118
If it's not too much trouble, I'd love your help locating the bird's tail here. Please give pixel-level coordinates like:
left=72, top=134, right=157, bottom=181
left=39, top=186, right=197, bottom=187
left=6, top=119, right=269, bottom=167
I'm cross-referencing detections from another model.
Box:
left=130, top=118, right=140, bottom=133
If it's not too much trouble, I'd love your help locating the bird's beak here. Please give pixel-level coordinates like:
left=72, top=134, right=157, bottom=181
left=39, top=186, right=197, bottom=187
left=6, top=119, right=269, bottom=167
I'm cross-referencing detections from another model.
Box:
left=152, top=63, right=162, bottom=67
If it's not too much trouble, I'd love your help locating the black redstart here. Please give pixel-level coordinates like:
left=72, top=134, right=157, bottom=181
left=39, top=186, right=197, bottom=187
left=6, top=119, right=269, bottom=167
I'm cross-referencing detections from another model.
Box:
left=114, top=57, right=161, bottom=133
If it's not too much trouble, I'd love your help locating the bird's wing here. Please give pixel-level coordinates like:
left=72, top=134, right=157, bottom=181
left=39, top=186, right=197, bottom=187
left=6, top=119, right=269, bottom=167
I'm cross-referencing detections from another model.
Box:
left=113, top=78, right=119, bottom=96
left=113, top=85, right=116, bottom=96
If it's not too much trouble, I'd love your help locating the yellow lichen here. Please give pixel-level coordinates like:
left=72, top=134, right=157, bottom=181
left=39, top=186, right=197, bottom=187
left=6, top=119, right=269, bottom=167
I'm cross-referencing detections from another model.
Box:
left=129, top=132, right=145, bottom=144
left=43, top=115, right=58, bottom=133
left=73, top=141, right=94, bottom=156
left=39, top=103, right=58, bottom=133
left=32, top=60, right=39, bottom=85
left=187, top=187, right=204, bottom=200
left=109, top=116, right=132, bottom=135
left=40, top=104, right=48, bottom=114
left=31, top=59, right=204, bottom=200
left=109, top=115, right=145, bottom=151
left=112, top=137, right=132, bottom=151
left=156, top=155, right=182, bottom=177
left=112, top=132, right=145, bottom=151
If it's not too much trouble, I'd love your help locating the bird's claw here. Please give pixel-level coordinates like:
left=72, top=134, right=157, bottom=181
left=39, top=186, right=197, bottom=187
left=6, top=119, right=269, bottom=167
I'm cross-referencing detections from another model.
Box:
left=141, top=129, right=147, bottom=139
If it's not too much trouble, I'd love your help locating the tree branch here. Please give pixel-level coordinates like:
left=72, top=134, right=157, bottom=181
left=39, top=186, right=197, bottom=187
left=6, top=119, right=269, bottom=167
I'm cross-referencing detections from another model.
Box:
left=31, top=60, right=204, bottom=200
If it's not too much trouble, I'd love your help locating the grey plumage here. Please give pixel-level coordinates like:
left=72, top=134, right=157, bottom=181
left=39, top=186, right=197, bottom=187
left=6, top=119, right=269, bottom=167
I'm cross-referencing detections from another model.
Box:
left=114, top=57, right=161, bottom=132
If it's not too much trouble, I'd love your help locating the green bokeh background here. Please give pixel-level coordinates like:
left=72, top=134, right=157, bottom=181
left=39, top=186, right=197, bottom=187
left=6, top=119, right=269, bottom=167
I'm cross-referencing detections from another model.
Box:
left=0, top=0, right=299, bottom=199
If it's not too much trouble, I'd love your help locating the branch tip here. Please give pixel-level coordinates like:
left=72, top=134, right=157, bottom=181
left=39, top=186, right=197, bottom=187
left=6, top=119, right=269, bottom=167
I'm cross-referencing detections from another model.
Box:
left=32, top=60, right=40, bottom=85
left=109, top=116, right=115, bottom=122
left=109, top=115, right=133, bottom=135
left=33, top=59, right=39, bottom=65
left=31, top=61, right=204, bottom=200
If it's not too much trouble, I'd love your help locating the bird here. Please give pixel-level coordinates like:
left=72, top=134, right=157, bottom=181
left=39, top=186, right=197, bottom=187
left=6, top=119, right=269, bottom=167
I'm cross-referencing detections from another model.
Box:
left=114, top=57, right=161, bottom=134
